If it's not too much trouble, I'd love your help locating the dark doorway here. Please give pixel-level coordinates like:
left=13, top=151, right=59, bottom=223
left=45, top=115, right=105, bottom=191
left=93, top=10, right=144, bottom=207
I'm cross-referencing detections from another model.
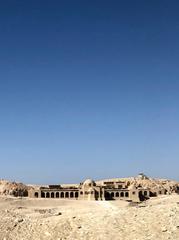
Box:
left=104, top=191, right=112, bottom=200
left=61, top=192, right=64, bottom=198
left=34, top=192, right=38, bottom=198
left=149, top=191, right=157, bottom=197
left=41, top=192, right=45, bottom=198
left=95, top=191, right=99, bottom=200
left=139, top=191, right=149, bottom=201
left=120, top=192, right=124, bottom=197
left=111, top=192, right=114, bottom=199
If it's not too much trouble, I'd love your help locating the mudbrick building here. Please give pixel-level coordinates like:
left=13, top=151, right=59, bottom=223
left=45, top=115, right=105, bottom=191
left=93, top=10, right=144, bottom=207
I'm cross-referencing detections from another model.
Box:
left=28, top=174, right=168, bottom=202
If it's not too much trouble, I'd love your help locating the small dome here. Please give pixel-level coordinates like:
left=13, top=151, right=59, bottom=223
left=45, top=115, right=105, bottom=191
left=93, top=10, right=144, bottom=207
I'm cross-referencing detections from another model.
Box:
left=83, top=179, right=95, bottom=186
left=128, top=184, right=136, bottom=190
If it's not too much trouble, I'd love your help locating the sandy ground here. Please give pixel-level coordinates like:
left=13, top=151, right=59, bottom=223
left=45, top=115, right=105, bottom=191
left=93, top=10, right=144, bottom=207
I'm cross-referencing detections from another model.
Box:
left=0, top=195, right=179, bottom=240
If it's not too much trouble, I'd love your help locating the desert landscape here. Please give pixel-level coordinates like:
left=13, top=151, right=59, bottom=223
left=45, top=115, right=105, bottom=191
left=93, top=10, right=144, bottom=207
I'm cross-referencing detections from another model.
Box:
left=0, top=178, right=179, bottom=240
left=0, top=195, right=179, bottom=240
left=1, top=1, right=179, bottom=239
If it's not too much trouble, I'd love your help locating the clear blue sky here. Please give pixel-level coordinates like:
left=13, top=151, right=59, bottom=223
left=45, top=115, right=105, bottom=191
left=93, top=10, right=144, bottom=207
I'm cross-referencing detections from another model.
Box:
left=0, top=1, right=179, bottom=184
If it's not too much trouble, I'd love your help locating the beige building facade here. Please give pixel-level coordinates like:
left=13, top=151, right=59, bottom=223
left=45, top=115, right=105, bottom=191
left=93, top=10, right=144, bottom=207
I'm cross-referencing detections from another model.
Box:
left=28, top=178, right=166, bottom=202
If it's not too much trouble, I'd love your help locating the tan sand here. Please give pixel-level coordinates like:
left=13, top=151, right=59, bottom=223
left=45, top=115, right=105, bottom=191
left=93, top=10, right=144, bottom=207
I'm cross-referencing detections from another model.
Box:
left=0, top=194, right=179, bottom=240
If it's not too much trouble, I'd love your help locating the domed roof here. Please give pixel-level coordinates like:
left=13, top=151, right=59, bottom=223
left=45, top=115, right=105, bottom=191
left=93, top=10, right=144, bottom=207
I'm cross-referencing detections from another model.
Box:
left=83, top=179, right=95, bottom=186
left=128, top=184, right=137, bottom=190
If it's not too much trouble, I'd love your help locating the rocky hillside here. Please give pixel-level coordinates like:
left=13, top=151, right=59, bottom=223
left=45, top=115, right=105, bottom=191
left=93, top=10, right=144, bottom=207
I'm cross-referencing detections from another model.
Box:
left=130, top=176, right=179, bottom=194
left=97, top=174, right=179, bottom=194
left=0, top=180, right=29, bottom=197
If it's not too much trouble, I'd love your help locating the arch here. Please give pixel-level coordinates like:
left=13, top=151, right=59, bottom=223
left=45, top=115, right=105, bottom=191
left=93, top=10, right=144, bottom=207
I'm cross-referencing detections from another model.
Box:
left=111, top=192, right=114, bottom=198
left=139, top=190, right=145, bottom=201
left=61, top=192, right=64, bottom=198
left=46, top=192, right=50, bottom=198
left=125, top=192, right=129, bottom=197
left=120, top=192, right=124, bottom=197
left=51, top=192, right=54, bottom=198
left=116, top=192, right=119, bottom=197
left=83, top=179, right=95, bottom=186
left=75, top=192, right=79, bottom=198
left=56, top=192, right=59, bottom=198
left=104, top=191, right=111, bottom=200
left=41, top=192, right=45, bottom=198
left=23, top=190, right=28, bottom=197
left=70, top=192, right=74, bottom=198
left=65, top=192, right=69, bottom=198
left=34, top=192, right=38, bottom=198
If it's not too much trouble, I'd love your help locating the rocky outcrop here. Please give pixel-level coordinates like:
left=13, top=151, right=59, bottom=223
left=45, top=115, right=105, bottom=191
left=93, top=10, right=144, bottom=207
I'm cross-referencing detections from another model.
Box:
left=97, top=174, right=179, bottom=194
left=0, top=179, right=30, bottom=197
